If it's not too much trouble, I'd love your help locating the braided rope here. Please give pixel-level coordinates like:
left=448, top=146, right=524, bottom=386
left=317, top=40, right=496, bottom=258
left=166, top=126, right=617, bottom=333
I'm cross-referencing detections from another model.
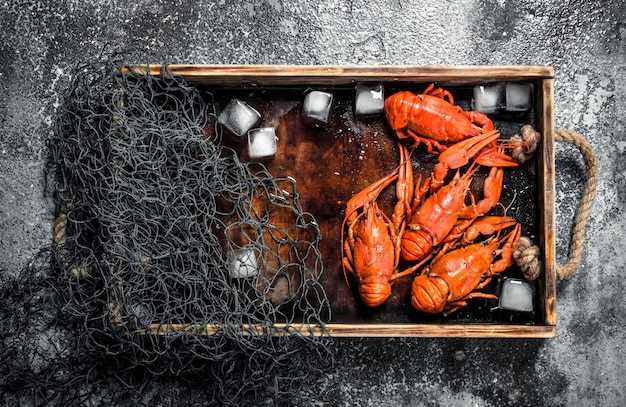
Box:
left=513, top=237, right=542, bottom=280
left=513, top=129, right=598, bottom=280
left=511, top=124, right=541, bottom=164
left=553, top=129, right=598, bottom=279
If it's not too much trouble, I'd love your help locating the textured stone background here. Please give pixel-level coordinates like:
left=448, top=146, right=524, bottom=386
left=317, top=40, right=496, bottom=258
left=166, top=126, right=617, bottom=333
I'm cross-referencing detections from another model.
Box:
left=0, top=0, right=624, bottom=406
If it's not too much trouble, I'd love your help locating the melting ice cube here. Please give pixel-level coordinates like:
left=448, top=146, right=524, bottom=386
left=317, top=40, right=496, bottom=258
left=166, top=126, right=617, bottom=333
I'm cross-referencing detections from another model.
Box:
left=498, top=278, right=534, bottom=312
left=506, top=82, right=532, bottom=111
left=302, top=90, right=333, bottom=125
left=128, top=303, right=151, bottom=328
left=355, top=83, right=384, bottom=116
left=218, top=99, right=261, bottom=138
left=228, top=247, right=258, bottom=279
left=248, top=127, right=277, bottom=161
left=473, top=83, right=504, bottom=113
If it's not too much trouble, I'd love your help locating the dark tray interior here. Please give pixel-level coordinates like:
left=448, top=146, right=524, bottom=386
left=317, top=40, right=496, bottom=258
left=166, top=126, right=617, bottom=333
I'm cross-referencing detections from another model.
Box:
left=200, top=81, right=541, bottom=325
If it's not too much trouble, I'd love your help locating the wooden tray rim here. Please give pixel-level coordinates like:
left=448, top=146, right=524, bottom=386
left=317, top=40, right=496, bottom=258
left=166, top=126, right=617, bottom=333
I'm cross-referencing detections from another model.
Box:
left=122, top=64, right=555, bottom=81
left=141, top=323, right=555, bottom=338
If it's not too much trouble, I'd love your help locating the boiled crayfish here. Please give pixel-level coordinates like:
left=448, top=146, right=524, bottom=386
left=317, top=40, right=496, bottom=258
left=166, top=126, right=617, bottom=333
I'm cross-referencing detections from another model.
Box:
left=411, top=217, right=521, bottom=315
left=385, top=84, right=495, bottom=153
left=399, top=131, right=518, bottom=263
left=342, top=144, right=431, bottom=307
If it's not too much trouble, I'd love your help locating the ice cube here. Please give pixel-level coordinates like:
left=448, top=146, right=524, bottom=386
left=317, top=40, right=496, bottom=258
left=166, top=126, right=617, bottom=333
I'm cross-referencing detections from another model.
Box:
left=355, top=83, right=384, bottom=117
left=228, top=247, right=258, bottom=279
left=302, top=90, right=333, bottom=125
left=270, top=276, right=291, bottom=305
left=128, top=303, right=151, bottom=328
left=498, top=278, right=534, bottom=312
left=472, top=83, right=504, bottom=113
left=248, top=127, right=277, bottom=161
left=218, top=99, right=261, bottom=138
left=506, top=82, right=532, bottom=111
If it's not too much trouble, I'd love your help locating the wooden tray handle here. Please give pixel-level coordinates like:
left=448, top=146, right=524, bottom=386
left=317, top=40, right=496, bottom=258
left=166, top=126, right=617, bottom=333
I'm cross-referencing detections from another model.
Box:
left=553, top=129, right=598, bottom=279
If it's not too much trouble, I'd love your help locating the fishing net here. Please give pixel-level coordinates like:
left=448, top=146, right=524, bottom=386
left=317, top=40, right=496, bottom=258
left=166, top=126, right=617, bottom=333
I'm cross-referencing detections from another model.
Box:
left=0, top=59, right=331, bottom=406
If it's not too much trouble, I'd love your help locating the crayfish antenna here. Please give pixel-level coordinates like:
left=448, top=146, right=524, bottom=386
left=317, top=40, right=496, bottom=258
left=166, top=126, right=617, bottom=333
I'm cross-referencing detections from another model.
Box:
left=342, top=263, right=352, bottom=288
left=462, top=160, right=480, bottom=182
left=343, top=166, right=400, bottom=226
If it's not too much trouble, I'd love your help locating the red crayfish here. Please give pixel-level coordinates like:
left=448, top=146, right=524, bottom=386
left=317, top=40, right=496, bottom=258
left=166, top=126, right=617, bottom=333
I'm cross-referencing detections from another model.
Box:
left=341, top=144, right=431, bottom=307
left=385, top=83, right=495, bottom=152
left=411, top=217, right=521, bottom=315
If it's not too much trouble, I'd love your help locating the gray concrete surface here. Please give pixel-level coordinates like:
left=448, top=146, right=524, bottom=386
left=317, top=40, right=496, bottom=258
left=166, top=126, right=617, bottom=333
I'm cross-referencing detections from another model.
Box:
left=0, top=0, right=624, bottom=405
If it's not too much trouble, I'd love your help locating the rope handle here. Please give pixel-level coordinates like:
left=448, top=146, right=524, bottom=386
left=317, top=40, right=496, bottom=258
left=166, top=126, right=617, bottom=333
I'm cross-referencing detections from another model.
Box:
left=513, top=128, right=598, bottom=280
left=553, top=129, right=598, bottom=279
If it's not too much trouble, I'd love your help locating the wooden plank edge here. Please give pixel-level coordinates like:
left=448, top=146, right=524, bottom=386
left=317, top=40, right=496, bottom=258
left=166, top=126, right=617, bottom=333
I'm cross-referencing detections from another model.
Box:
left=541, top=78, right=557, bottom=326
left=139, top=323, right=555, bottom=338
left=120, top=64, right=555, bottom=80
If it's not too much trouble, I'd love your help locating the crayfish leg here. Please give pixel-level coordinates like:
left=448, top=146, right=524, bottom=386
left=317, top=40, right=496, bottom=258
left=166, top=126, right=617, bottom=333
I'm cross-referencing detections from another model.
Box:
left=407, top=129, right=447, bottom=153
left=464, top=111, right=495, bottom=132
left=476, top=276, right=494, bottom=290
left=443, top=301, right=468, bottom=317
left=491, top=224, right=522, bottom=273
left=459, top=168, right=504, bottom=219
left=422, top=83, right=455, bottom=105
left=411, top=175, right=430, bottom=213
left=445, top=291, right=498, bottom=316
left=390, top=253, right=434, bottom=282
left=431, top=242, right=455, bottom=263
left=461, top=215, right=517, bottom=245
left=380, top=211, right=401, bottom=269
left=422, top=83, right=435, bottom=95
left=392, top=143, right=414, bottom=232
left=464, top=292, right=498, bottom=301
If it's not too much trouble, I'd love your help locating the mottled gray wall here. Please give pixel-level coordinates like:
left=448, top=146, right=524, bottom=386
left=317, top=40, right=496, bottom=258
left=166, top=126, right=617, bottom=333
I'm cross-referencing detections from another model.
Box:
left=0, top=0, right=624, bottom=406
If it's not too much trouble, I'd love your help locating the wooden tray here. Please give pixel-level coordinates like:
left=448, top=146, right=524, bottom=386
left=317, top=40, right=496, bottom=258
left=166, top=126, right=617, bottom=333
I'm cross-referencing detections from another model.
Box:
left=125, top=65, right=556, bottom=338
